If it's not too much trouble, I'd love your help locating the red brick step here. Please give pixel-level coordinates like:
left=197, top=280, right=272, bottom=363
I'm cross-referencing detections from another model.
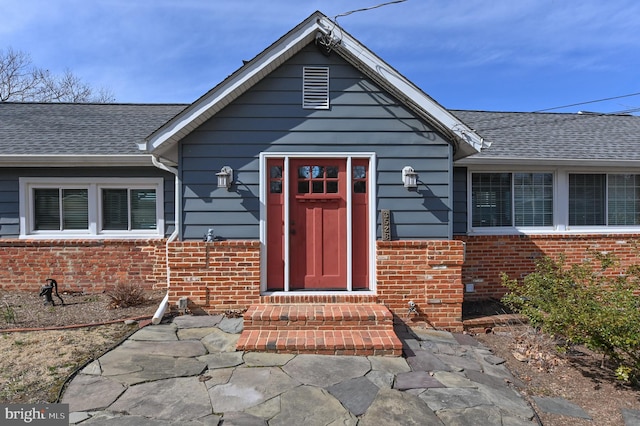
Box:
left=236, top=303, right=402, bottom=356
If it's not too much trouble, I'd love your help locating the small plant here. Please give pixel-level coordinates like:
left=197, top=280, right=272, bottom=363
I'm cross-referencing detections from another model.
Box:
left=2, top=302, right=16, bottom=324
left=502, top=252, right=640, bottom=382
left=107, top=283, right=146, bottom=309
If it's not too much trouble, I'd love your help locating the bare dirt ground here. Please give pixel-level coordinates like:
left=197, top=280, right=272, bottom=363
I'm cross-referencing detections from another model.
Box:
left=0, top=289, right=164, bottom=403
left=468, top=302, right=640, bottom=426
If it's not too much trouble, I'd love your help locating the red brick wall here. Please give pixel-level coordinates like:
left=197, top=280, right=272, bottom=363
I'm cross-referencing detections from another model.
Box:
left=376, top=240, right=465, bottom=331
left=167, top=240, right=261, bottom=314
left=457, top=234, right=640, bottom=300
left=166, top=240, right=465, bottom=330
left=0, top=239, right=166, bottom=293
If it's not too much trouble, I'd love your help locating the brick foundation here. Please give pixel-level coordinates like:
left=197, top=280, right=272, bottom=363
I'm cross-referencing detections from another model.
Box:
left=1, top=238, right=466, bottom=330
left=167, top=240, right=262, bottom=314
left=376, top=240, right=465, bottom=331
left=458, top=234, right=640, bottom=300
left=167, top=239, right=465, bottom=331
left=0, top=239, right=166, bottom=293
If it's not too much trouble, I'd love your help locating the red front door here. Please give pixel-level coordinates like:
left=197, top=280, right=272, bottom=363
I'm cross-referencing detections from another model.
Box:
left=289, top=159, right=347, bottom=289
left=265, top=157, right=370, bottom=291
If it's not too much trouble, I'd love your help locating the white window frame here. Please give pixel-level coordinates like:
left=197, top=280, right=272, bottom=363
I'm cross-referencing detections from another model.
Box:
left=468, top=167, right=640, bottom=235
left=19, top=177, right=164, bottom=239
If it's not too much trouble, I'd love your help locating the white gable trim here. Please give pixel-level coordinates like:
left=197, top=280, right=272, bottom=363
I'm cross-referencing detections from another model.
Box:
left=144, top=11, right=485, bottom=159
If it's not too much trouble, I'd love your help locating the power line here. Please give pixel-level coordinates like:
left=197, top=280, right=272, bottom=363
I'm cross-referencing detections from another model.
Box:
left=334, top=0, right=408, bottom=21
left=534, top=92, right=640, bottom=113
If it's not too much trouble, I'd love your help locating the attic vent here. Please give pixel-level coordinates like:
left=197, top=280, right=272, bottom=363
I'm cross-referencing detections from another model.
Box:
left=303, top=66, right=329, bottom=109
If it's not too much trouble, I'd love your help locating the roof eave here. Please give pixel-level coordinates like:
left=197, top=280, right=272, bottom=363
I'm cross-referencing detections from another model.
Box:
left=455, top=156, right=640, bottom=168
left=0, top=155, right=155, bottom=168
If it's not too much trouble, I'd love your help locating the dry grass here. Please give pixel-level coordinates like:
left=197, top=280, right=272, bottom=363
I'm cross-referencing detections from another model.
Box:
left=0, top=288, right=164, bottom=403
left=0, top=324, right=135, bottom=403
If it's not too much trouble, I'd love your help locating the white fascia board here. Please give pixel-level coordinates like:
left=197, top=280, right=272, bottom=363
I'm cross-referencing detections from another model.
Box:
left=319, top=16, right=486, bottom=155
left=0, top=155, right=154, bottom=167
left=145, top=16, right=323, bottom=154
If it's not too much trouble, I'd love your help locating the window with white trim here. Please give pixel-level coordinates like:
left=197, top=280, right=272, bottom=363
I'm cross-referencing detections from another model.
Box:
left=570, top=173, right=640, bottom=226
left=21, top=178, right=164, bottom=238
left=471, top=172, right=553, bottom=228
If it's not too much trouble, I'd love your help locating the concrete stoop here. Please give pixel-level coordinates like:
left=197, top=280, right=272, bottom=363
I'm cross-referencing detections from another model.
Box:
left=237, top=303, right=403, bottom=356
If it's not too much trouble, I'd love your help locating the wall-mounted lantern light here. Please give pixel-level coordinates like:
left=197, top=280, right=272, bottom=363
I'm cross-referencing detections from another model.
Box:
left=216, top=166, right=233, bottom=190
left=402, top=166, right=418, bottom=190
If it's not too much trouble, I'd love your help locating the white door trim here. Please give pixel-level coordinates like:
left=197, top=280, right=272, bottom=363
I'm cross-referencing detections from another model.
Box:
left=259, top=152, right=376, bottom=295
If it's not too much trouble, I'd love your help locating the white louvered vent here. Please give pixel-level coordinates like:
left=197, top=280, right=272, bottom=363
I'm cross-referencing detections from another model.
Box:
left=303, top=66, right=329, bottom=109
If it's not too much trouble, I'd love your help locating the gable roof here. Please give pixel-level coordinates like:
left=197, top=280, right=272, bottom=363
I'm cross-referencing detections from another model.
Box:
left=0, top=102, right=186, bottom=167
left=453, top=110, right=640, bottom=166
left=142, top=10, right=487, bottom=161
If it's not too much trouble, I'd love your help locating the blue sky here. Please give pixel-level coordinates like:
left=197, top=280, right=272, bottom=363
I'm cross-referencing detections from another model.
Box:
left=3, top=0, right=640, bottom=113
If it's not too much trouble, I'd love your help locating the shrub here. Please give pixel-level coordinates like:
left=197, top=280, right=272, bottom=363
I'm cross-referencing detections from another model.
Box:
left=107, top=283, right=146, bottom=309
left=502, top=252, right=640, bottom=383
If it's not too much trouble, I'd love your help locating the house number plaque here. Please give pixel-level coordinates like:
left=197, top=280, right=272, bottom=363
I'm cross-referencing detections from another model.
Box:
left=382, top=209, right=391, bottom=241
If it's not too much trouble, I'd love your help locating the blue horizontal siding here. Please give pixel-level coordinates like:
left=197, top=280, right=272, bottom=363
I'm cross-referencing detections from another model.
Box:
left=0, top=167, right=175, bottom=238
left=180, top=43, right=454, bottom=240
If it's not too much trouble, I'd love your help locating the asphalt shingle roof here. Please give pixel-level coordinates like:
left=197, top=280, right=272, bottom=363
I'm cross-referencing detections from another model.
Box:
left=2, top=103, right=639, bottom=162
left=452, top=110, right=640, bottom=161
left=0, top=103, right=187, bottom=156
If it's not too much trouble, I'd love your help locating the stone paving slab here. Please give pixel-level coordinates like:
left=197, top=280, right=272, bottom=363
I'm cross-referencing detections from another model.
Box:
left=622, top=409, right=640, bottom=426
left=433, top=371, right=478, bottom=388
left=269, top=385, right=357, bottom=426
left=109, top=377, right=212, bottom=421
left=177, top=327, right=221, bottom=340
left=359, top=387, right=442, bottom=425
left=242, top=352, right=295, bottom=367
left=61, top=375, right=125, bottom=412
left=365, top=370, right=394, bottom=388
left=80, top=360, right=102, bottom=375
left=411, top=328, right=459, bottom=345
left=406, top=349, right=451, bottom=372
left=394, top=371, right=445, bottom=390
left=101, top=354, right=207, bottom=385
left=532, top=396, right=592, bottom=420
left=201, top=328, right=240, bottom=352
left=197, top=351, right=245, bottom=369
left=436, top=405, right=504, bottom=426
left=368, top=355, right=410, bottom=374
left=327, top=376, right=380, bottom=416
left=419, top=387, right=494, bottom=411
left=282, top=354, right=371, bottom=387
left=219, top=411, right=268, bottom=425
left=434, top=352, right=483, bottom=372
left=207, top=366, right=300, bottom=412
left=218, top=317, right=244, bottom=334
left=172, top=314, right=223, bottom=328
left=128, top=323, right=178, bottom=341
left=117, top=339, right=208, bottom=357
